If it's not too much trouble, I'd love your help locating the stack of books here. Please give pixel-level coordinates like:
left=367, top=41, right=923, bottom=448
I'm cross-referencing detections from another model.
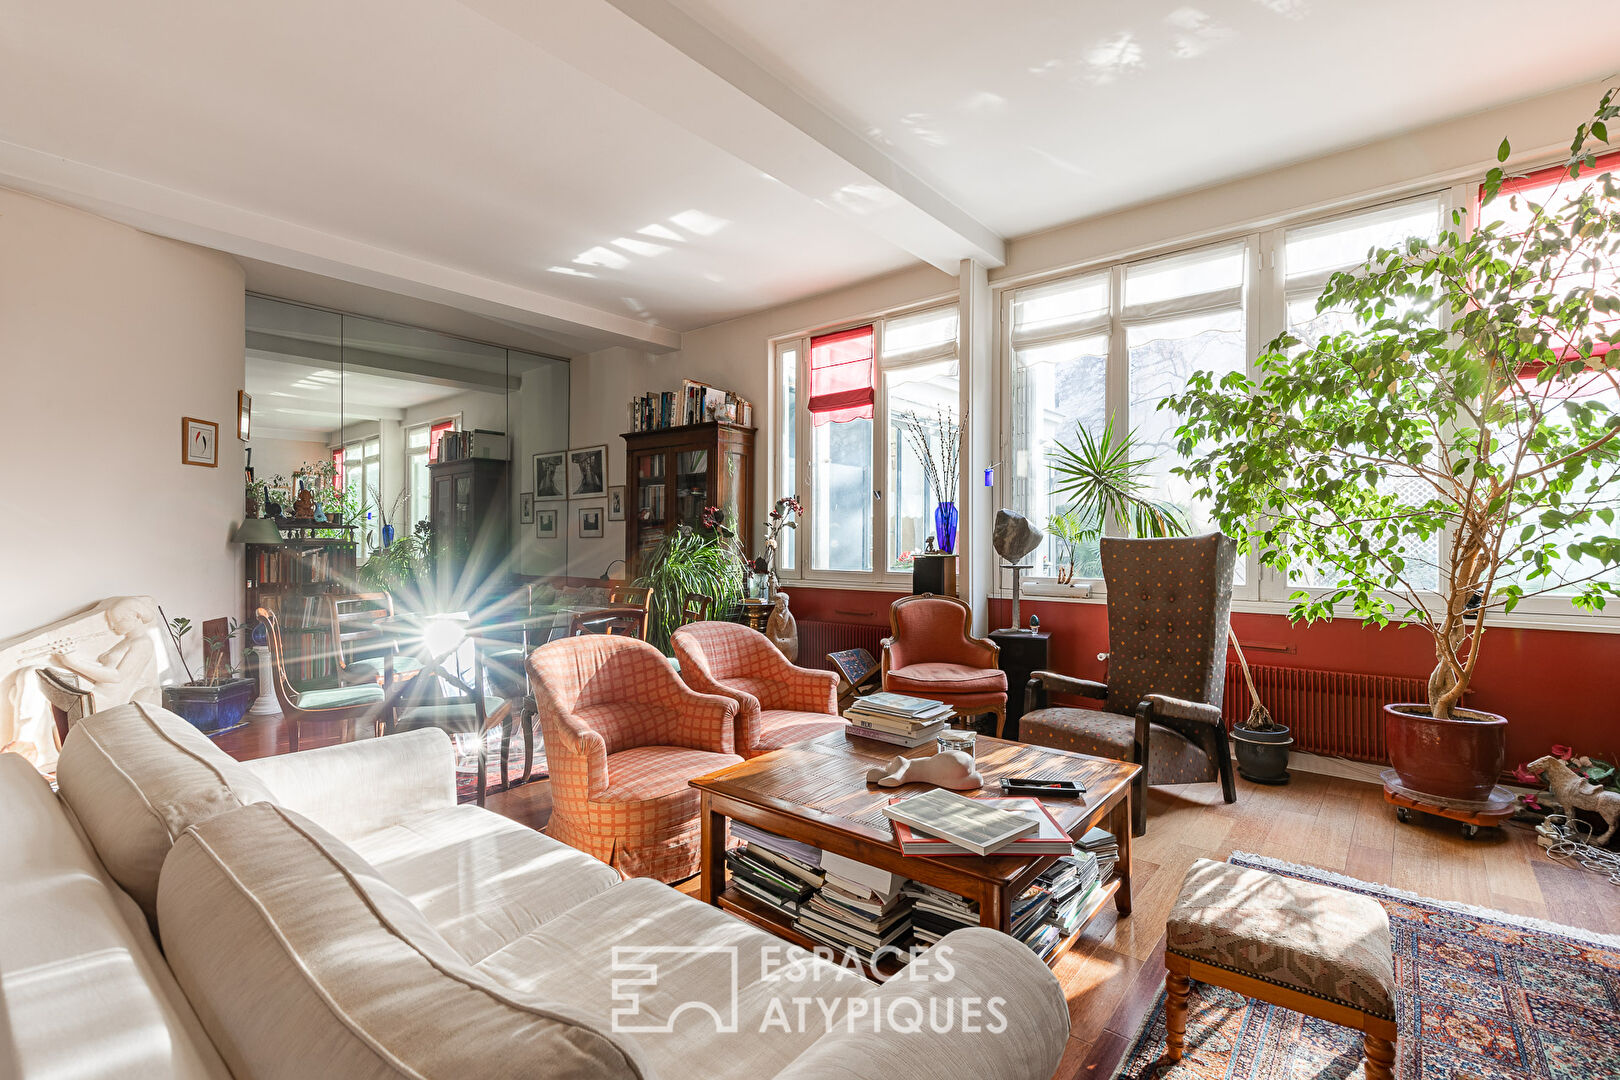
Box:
left=1037, top=851, right=1103, bottom=941
left=725, top=822, right=824, bottom=918
left=902, top=881, right=979, bottom=947
left=1009, top=882, right=1055, bottom=955
left=845, top=692, right=952, bottom=747
left=1078, top=827, right=1119, bottom=882
left=882, top=788, right=1043, bottom=856
left=792, top=851, right=913, bottom=962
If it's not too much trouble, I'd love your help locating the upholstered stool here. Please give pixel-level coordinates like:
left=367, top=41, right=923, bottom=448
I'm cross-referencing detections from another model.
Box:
left=1164, top=859, right=1397, bottom=1079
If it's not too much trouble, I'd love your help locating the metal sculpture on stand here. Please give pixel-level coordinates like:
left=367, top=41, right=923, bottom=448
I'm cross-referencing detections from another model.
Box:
left=993, top=509, right=1044, bottom=632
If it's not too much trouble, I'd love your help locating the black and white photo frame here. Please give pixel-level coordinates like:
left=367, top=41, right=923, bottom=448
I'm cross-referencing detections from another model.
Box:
left=608, top=485, right=625, bottom=521
left=568, top=444, right=607, bottom=498
left=536, top=508, right=558, bottom=539
left=578, top=505, right=604, bottom=538
left=533, top=451, right=566, bottom=502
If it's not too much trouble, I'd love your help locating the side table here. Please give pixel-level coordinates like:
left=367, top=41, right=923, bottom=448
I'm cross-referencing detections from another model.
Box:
left=989, top=628, right=1049, bottom=741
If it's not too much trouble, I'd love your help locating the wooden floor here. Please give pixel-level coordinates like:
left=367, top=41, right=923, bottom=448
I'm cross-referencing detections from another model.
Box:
left=219, top=717, right=1613, bottom=1080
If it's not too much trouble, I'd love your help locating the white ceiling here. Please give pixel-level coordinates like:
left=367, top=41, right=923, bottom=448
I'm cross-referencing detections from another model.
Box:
left=2, top=0, right=1617, bottom=351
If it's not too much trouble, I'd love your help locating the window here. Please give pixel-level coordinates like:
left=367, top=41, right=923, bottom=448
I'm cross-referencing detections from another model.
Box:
left=406, top=417, right=457, bottom=533
left=776, top=303, right=960, bottom=580
left=1007, top=241, right=1248, bottom=587
left=338, top=436, right=381, bottom=560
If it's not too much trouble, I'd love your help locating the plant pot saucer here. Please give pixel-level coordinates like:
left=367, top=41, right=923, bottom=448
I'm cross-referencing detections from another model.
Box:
left=1380, top=769, right=1516, bottom=816
left=1239, top=768, right=1291, bottom=786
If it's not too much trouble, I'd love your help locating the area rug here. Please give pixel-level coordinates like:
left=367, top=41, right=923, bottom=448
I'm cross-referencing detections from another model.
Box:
left=1111, top=852, right=1620, bottom=1080
left=453, top=729, right=546, bottom=803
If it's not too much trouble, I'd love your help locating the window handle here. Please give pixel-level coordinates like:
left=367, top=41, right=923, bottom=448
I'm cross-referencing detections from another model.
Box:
left=874, top=490, right=882, bottom=501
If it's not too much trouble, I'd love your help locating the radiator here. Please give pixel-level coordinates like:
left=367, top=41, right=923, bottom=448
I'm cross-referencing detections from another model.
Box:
left=797, top=620, right=888, bottom=672
left=1222, top=662, right=1426, bottom=764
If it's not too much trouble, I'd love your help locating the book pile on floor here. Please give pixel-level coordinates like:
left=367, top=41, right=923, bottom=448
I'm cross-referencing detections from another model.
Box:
left=903, top=881, right=978, bottom=947
left=844, top=692, right=952, bottom=747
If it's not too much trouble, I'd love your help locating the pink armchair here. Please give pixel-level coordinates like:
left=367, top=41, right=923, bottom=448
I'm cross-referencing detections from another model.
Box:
left=673, top=621, right=846, bottom=758
left=527, top=634, right=741, bottom=881
left=882, top=593, right=1008, bottom=737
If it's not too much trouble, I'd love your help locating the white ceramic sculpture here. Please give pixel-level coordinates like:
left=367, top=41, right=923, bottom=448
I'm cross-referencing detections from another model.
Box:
left=765, top=590, right=799, bottom=663
left=865, top=749, right=984, bottom=791
left=0, top=596, right=163, bottom=769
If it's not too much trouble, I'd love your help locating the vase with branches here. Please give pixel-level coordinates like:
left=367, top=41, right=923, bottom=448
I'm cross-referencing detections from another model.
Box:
left=895, top=407, right=962, bottom=553
left=1164, top=89, right=1620, bottom=800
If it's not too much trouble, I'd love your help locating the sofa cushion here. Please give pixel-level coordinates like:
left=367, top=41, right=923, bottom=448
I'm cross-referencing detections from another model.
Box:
left=158, top=802, right=651, bottom=1080
left=0, top=753, right=232, bottom=1080
left=347, top=803, right=623, bottom=964
left=55, top=701, right=275, bottom=922
left=885, top=663, right=1007, bottom=695
left=477, top=877, right=870, bottom=1080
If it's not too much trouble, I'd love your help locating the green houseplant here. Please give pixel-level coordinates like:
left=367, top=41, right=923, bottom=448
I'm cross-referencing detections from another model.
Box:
left=158, top=611, right=256, bottom=734
left=1165, top=89, right=1620, bottom=801
left=634, top=518, right=745, bottom=654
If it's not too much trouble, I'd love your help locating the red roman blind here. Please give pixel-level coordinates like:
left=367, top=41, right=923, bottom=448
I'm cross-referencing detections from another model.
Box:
left=807, top=325, right=875, bottom=426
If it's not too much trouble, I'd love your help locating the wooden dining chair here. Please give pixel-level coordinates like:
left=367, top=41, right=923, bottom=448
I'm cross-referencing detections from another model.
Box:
left=324, top=592, right=421, bottom=688
left=258, top=607, right=386, bottom=752
left=681, top=592, right=714, bottom=625
left=607, top=585, right=653, bottom=639
left=568, top=608, right=646, bottom=638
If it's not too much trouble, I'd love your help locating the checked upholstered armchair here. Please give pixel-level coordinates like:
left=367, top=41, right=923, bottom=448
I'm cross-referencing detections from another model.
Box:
left=672, top=621, right=846, bottom=758
left=527, top=634, right=741, bottom=881
left=1022, top=534, right=1238, bottom=837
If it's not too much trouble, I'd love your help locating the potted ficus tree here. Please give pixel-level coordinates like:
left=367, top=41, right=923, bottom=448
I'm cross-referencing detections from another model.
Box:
left=1166, top=89, right=1620, bottom=803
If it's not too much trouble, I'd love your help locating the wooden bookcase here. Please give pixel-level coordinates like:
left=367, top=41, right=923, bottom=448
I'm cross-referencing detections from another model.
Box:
left=243, top=521, right=357, bottom=683
left=622, top=421, right=755, bottom=576
left=428, top=457, right=510, bottom=594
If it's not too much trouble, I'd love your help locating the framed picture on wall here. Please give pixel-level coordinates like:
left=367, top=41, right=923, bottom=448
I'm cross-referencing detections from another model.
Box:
left=534, top=451, right=566, bottom=502
left=568, top=445, right=607, bottom=498
left=520, top=492, right=534, bottom=524
left=237, top=391, right=252, bottom=441
left=578, top=506, right=604, bottom=539
left=536, top=509, right=558, bottom=539
left=607, top=485, right=625, bottom=521
left=181, top=417, right=219, bottom=467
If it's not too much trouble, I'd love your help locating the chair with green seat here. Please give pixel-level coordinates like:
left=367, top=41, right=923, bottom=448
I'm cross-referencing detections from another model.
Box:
left=325, top=592, right=423, bottom=688
left=258, top=607, right=386, bottom=752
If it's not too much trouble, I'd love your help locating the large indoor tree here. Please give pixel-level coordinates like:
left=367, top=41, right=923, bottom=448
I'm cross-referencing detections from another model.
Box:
left=1166, top=88, right=1620, bottom=720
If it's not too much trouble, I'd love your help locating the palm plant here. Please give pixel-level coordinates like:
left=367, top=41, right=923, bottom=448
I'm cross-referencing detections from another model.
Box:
left=634, top=525, right=745, bottom=653
left=1048, top=418, right=1188, bottom=542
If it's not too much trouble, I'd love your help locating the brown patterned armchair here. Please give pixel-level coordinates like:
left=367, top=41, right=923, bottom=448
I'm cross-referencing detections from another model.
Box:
left=1022, top=534, right=1238, bottom=836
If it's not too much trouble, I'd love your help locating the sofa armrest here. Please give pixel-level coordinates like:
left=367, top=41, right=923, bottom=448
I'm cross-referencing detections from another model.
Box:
left=1028, top=670, right=1108, bottom=701
left=1145, top=693, right=1223, bottom=728
left=241, top=728, right=456, bottom=840
left=774, top=927, right=1068, bottom=1080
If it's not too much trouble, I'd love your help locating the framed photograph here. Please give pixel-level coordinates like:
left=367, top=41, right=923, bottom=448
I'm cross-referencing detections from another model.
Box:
left=533, top=451, right=567, bottom=502
left=608, top=485, right=626, bottom=521
left=520, top=492, right=534, bottom=524
left=181, top=417, right=219, bottom=467
left=536, top=509, right=558, bottom=540
left=578, top=506, right=604, bottom=539
left=237, top=391, right=252, bottom=441
left=568, top=444, right=607, bottom=498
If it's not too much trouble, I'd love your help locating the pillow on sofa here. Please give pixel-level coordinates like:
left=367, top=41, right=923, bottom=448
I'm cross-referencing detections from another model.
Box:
left=159, top=803, right=651, bottom=1080
left=56, top=701, right=275, bottom=922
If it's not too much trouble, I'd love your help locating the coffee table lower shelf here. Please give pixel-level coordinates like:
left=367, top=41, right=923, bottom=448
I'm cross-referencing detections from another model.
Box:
left=717, top=873, right=1121, bottom=983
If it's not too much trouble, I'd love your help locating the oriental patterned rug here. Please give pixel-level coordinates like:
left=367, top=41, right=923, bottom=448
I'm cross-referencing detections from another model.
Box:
left=453, top=727, right=546, bottom=803
left=1112, top=852, right=1620, bottom=1080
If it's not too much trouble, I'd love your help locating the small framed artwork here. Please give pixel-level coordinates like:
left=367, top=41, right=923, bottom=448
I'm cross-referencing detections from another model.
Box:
left=536, top=509, right=558, bottom=539
left=568, top=445, right=607, bottom=498
left=237, top=391, right=252, bottom=441
left=578, top=506, right=604, bottom=539
left=520, top=492, right=534, bottom=524
left=608, top=485, right=625, bottom=521
left=181, top=417, right=219, bottom=467
left=534, top=451, right=567, bottom=502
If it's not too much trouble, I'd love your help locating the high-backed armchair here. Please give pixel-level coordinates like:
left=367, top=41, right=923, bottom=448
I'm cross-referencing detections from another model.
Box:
left=881, top=594, right=1007, bottom=736
left=527, top=634, right=741, bottom=881
left=673, top=621, right=845, bottom=758
left=1022, top=534, right=1238, bottom=837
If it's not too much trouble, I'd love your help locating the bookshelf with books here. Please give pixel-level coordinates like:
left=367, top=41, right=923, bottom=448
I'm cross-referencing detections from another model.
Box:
left=622, top=420, right=755, bottom=577
left=243, top=527, right=356, bottom=683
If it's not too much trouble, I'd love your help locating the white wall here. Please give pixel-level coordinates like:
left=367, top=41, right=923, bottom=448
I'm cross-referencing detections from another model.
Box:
left=248, top=436, right=327, bottom=488
left=566, top=78, right=1615, bottom=584
left=0, top=188, right=246, bottom=671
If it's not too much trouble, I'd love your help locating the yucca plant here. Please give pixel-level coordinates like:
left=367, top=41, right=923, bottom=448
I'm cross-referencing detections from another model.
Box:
left=635, top=525, right=745, bottom=653
left=1048, top=417, right=1188, bottom=543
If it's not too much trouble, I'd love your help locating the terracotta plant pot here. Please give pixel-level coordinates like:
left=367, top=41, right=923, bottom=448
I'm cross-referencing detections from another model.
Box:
left=1384, top=703, right=1507, bottom=802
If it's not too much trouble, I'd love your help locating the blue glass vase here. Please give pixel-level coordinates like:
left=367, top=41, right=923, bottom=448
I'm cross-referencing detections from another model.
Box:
left=933, top=501, right=959, bottom=554
left=381, top=524, right=396, bottom=548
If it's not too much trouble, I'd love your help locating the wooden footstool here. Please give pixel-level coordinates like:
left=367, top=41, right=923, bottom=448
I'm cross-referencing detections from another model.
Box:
left=1164, top=859, right=1397, bottom=1079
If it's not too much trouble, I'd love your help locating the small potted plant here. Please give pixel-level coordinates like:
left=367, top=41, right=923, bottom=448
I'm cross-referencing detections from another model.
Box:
left=158, top=612, right=257, bottom=734
left=1228, top=651, right=1293, bottom=785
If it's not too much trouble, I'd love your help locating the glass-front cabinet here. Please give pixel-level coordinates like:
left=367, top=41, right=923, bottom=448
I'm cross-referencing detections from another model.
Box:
left=623, top=421, right=755, bottom=576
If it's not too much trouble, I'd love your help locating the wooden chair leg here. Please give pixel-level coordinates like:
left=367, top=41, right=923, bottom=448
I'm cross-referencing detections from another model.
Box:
left=476, top=735, right=488, bottom=807
left=1164, top=970, right=1191, bottom=1063
left=992, top=703, right=1006, bottom=740
left=1213, top=726, right=1237, bottom=803
left=1131, top=772, right=1147, bottom=837
left=288, top=717, right=299, bottom=754
left=519, top=700, right=536, bottom=783
left=1363, top=1034, right=1395, bottom=1080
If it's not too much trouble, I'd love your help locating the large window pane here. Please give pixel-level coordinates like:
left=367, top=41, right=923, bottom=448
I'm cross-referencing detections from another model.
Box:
left=779, top=346, right=797, bottom=571
left=1011, top=335, right=1107, bottom=577
left=887, top=359, right=959, bottom=570
left=811, top=419, right=872, bottom=572
left=1127, top=308, right=1246, bottom=582
left=1284, top=197, right=1443, bottom=280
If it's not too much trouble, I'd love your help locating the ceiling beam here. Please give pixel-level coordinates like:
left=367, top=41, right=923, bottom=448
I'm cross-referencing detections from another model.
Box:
left=246, top=335, right=523, bottom=393
left=0, top=138, right=681, bottom=354
left=465, top=0, right=1005, bottom=272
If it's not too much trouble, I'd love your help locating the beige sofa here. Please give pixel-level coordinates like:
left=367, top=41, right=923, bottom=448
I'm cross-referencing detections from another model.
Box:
left=1, top=702, right=1069, bottom=1079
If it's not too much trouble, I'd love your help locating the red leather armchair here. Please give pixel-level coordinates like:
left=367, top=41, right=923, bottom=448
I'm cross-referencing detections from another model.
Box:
left=881, top=594, right=1007, bottom=736
left=527, top=634, right=740, bottom=881
left=673, top=621, right=845, bottom=757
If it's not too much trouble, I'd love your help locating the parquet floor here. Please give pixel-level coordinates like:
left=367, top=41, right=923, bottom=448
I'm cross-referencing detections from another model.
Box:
left=219, top=718, right=1615, bottom=1080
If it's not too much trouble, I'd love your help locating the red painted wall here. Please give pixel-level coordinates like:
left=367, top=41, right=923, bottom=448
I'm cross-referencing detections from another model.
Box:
left=785, top=585, right=1620, bottom=769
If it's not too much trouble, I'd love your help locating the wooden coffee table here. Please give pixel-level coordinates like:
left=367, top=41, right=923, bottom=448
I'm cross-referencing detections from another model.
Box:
left=690, top=731, right=1139, bottom=975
